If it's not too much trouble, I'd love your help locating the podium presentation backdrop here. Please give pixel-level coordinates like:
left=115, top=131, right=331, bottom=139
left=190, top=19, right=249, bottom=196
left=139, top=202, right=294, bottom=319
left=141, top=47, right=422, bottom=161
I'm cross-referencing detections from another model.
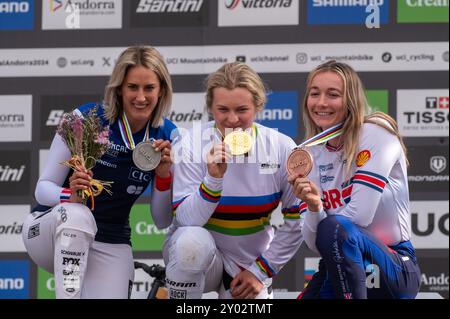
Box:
left=0, top=0, right=448, bottom=299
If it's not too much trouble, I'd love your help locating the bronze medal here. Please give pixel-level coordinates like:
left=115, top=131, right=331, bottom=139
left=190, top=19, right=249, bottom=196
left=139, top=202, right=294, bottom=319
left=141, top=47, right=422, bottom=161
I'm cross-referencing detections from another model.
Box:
left=286, top=148, right=313, bottom=177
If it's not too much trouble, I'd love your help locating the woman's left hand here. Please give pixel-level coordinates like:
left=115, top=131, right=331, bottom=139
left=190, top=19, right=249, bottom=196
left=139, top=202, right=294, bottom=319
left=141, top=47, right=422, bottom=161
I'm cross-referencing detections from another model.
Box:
left=153, top=139, right=172, bottom=178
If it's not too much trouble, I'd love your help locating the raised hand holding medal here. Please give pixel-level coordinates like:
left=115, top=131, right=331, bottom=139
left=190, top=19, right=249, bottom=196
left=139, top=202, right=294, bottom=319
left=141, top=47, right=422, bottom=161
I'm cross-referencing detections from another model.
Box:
left=119, top=112, right=161, bottom=172
left=286, top=123, right=344, bottom=177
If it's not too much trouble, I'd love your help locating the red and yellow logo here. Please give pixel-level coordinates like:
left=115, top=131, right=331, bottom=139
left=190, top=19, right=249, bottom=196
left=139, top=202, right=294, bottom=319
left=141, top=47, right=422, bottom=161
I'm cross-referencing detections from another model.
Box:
left=356, top=150, right=371, bottom=167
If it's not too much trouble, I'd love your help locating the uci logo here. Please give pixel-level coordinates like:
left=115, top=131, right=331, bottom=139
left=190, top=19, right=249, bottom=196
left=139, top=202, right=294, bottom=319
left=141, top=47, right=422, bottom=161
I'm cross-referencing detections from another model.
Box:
left=430, top=156, right=447, bottom=174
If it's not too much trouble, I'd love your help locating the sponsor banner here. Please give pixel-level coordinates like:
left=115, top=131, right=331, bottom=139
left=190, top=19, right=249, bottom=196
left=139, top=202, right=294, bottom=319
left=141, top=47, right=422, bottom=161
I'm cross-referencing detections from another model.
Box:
left=0, top=0, right=34, bottom=30
left=410, top=201, right=449, bottom=249
left=37, top=267, right=55, bottom=299
left=0, top=42, right=448, bottom=77
left=130, top=204, right=168, bottom=252
left=398, top=0, right=449, bottom=23
left=131, top=258, right=165, bottom=299
left=419, top=257, right=449, bottom=299
left=0, top=260, right=30, bottom=299
left=218, top=0, right=299, bottom=27
left=39, top=149, right=49, bottom=176
left=256, top=91, right=298, bottom=139
left=42, top=0, right=122, bottom=30
left=307, top=0, right=389, bottom=25
left=397, top=90, right=449, bottom=137
left=0, top=95, right=32, bottom=142
left=40, top=95, right=102, bottom=142
left=366, top=90, right=388, bottom=114
left=170, top=93, right=208, bottom=131
left=0, top=151, right=31, bottom=196
left=408, top=145, right=449, bottom=194
left=131, top=0, right=208, bottom=27
left=0, top=205, right=30, bottom=252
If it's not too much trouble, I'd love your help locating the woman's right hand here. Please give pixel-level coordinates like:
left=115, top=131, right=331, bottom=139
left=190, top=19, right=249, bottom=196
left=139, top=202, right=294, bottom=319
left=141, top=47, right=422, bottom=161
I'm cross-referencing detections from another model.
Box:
left=288, top=174, right=323, bottom=212
left=206, top=142, right=231, bottom=179
left=68, top=169, right=93, bottom=203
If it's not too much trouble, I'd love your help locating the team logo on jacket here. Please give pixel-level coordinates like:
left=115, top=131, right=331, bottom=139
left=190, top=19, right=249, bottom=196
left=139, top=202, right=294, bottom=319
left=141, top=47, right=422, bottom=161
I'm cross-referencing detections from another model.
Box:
left=356, top=150, right=371, bottom=167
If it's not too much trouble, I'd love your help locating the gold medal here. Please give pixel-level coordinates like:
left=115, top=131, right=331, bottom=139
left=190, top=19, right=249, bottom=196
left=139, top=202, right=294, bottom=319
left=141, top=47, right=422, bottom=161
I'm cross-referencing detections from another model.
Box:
left=224, top=130, right=254, bottom=156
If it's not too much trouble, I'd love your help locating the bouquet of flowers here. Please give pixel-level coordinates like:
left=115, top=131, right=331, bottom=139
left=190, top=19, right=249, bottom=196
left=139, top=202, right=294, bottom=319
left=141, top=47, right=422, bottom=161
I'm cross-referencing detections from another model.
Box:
left=57, top=106, right=113, bottom=209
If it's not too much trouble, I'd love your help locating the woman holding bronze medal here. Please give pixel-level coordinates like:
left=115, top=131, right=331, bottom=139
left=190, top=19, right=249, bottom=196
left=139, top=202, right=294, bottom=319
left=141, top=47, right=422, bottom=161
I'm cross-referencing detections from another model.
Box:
left=289, top=61, right=420, bottom=299
left=164, top=62, right=303, bottom=299
left=22, top=46, right=177, bottom=298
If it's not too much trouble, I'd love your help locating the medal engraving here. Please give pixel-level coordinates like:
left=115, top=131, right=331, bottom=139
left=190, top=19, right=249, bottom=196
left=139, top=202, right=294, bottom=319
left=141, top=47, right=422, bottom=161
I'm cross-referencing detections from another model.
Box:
left=286, top=148, right=313, bottom=177
left=224, top=131, right=253, bottom=156
left=133, top=141, right=161, bottom=172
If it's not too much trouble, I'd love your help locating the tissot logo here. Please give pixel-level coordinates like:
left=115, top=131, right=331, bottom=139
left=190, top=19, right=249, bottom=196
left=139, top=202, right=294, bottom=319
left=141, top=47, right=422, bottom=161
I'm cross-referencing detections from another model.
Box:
left=132, top=0, right=208, bottom=27
left=397, top=90, right=449, bottom=137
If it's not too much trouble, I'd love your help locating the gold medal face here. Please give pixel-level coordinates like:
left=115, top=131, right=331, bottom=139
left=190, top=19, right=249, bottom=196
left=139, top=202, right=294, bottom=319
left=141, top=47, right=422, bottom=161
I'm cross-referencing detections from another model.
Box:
left=224, top=130, right=253, bottom=156
left=286, top=148, right=313, bottom=177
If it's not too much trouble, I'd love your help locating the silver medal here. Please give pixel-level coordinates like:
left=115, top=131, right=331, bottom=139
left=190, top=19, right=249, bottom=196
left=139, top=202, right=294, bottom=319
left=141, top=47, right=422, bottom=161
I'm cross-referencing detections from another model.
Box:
left=132, top=140, right=161, bottom=172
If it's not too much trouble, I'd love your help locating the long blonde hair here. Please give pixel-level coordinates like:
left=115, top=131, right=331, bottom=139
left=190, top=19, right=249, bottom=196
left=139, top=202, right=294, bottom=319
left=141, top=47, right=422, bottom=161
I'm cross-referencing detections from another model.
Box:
left=302, top=60, right=408, bottom=173
left=103, top=46, right=173, bottom=128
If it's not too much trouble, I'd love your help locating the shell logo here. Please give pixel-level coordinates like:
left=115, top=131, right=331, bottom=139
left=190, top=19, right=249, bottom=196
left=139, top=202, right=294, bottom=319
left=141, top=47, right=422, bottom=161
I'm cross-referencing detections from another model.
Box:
left=356, top=150, right=371, bottom=167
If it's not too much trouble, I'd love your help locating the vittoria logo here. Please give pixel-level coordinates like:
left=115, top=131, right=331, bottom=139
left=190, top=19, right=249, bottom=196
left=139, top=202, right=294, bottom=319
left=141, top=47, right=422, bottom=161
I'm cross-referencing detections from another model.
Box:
left=225, top=0, right=293, bottom=9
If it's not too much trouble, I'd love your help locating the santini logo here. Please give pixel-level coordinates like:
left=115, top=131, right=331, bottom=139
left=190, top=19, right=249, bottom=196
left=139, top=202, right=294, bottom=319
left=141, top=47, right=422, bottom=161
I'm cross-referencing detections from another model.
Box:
left=137, top=0, right=204, bottom=13
left=0, top=165, right=26, bottom=182
left=0, top=1, right=29, bottom=13
left=226, top=0, right=293, bottom=9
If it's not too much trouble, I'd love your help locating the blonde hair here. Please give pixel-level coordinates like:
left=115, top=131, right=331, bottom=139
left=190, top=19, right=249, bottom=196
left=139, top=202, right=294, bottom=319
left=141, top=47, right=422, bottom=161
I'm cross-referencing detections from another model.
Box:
left=205, top=62, right=266, bottom=112
left=302, top=60, right=408, bottom=173
left=103, top=46, right=172, bottom=128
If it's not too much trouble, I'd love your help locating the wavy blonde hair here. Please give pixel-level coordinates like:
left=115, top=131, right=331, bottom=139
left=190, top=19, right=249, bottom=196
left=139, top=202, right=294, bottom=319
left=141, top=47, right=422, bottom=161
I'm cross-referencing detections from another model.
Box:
left=205, top=62, right=267, bottom=112
left=302, top=60, right=408, bottom=173
left=103, top=46, right=172, bottom=128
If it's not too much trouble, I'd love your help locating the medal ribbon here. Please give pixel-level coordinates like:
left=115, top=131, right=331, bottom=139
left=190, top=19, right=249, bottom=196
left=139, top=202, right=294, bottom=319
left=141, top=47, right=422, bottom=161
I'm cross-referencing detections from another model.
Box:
left=298, top=123, right=344, bottom=148
left=118, top=112, right=150, bottom=150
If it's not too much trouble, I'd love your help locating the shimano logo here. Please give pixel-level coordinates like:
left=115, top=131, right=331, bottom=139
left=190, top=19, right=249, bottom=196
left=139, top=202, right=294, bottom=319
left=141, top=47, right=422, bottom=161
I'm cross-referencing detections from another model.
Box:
left=0, top=278, right=24, bottom=290
left=257, top=109, right=293, bottom=121
left=312, top=0, right=384, bottom=7
left=0, top=165, right=25, bottom=182
left=137, top=0, right=204, bottom=13
left=0, top=222, right=23, bottom=235
left=0, top=1, right=29, bottom=13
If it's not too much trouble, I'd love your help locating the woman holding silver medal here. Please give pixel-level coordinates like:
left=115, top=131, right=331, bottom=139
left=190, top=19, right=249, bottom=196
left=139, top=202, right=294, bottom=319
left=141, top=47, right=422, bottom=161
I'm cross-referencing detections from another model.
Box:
left=164, top=62, right=303, bottom=299
left=288, top=60, right=420, bottom=299
left=22, top=46, right=177, bottom=298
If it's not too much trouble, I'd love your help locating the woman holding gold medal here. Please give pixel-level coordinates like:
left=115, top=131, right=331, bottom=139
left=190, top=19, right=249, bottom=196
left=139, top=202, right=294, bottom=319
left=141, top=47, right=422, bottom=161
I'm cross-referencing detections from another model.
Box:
left=289, top=61, right=420, bottom=299
left=165, top=62, right=303, bottom=299
left=22, top=46, right=177, bottom=298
